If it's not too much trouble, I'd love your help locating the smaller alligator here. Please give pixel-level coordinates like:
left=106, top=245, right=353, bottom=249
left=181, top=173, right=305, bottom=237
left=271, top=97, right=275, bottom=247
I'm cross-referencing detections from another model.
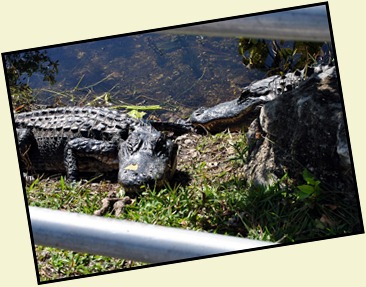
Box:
left=15, top=107, right=178, bottom=192
left=189, top=65, right=329, bottom=134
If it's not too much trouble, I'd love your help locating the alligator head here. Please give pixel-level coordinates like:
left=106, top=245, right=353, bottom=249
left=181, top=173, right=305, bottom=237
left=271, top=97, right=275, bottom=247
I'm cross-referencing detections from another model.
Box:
left=189, top=68, right=308, bottom=134
left=118, top=125, right=178, bottom=193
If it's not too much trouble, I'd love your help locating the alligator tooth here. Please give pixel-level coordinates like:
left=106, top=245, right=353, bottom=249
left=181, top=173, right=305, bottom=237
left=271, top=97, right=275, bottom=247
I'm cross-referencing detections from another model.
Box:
left=91, top=145, right=99, bottom=151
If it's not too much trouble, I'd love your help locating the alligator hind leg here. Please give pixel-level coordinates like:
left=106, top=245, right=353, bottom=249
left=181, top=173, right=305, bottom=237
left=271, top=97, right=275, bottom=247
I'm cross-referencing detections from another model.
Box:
left=17, top=128, right=36, bottom=153
left=16, top=128, right=37, bottom=176
left=64, top=137, right=119, bottom=181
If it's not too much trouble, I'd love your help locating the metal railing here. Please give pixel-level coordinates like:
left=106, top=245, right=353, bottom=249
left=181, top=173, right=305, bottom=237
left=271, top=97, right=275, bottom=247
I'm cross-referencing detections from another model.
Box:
left=166, top=6, right=330, bottom=42
left=30, top=206, right=274, bottom=263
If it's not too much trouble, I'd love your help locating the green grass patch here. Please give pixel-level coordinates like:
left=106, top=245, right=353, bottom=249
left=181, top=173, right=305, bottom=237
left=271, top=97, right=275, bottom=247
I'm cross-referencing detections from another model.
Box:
left=25, top=129, right=360, bottom=282
left=36, top=246, right=139, bottom=280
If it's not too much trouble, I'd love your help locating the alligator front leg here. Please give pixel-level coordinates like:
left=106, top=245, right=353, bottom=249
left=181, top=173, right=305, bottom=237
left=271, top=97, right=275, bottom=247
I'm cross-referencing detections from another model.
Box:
left=64, top=138, right=119, bottom=181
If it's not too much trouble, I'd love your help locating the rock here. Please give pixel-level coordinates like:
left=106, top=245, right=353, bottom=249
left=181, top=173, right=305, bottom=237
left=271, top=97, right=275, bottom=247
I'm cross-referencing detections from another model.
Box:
left=243, top=66, right=355, bottom=195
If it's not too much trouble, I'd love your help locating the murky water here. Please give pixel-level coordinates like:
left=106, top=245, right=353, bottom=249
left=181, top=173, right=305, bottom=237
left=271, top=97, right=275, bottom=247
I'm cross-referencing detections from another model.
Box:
left=28, top=32, right=264, bottom=120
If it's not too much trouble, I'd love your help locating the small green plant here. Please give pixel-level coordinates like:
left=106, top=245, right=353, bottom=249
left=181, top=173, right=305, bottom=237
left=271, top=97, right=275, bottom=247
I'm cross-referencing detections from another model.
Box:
left=229, top=133, right=248, bottom=165
left=238, top=38, right=333, bottom=76
left=296, top=169, right=322, bottom=200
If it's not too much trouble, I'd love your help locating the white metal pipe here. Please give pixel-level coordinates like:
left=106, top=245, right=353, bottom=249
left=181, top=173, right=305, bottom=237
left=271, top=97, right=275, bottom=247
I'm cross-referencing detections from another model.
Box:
left=165, top=6, right=330, bottom=42
left=30, top=206, right=274, bottom=263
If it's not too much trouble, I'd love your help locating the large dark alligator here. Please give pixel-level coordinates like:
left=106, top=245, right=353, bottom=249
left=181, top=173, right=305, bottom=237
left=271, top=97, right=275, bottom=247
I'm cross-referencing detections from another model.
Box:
left=15, top=107, right=178, bottom=193
left=189, top=65, right=330, bottom=134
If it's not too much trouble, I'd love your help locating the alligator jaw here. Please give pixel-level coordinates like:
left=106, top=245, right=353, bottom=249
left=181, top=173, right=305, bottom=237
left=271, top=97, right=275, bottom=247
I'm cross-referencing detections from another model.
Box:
left=189, top=98, right=265, bottom=134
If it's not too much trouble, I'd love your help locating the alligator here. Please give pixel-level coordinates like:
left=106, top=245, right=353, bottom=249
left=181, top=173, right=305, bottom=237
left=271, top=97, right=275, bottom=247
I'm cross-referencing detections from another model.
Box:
left=189, top=64, right=330, bottom=134
left=14, top=65, right=331, bottom=194
left=15, top=107, right=178, bottom=193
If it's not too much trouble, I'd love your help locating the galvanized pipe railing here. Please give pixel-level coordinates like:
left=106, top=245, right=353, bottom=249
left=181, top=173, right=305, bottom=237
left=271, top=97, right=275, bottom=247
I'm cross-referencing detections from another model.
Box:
left=166, top=6, right=331, bottom=42
left=30, top=206, right=274, bottom=263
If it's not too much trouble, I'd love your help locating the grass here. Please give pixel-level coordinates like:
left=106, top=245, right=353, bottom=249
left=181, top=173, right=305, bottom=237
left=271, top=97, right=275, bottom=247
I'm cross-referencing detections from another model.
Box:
left=24, top=129, right=361, bottom=282
left=36, top=247, right=137, bottom=280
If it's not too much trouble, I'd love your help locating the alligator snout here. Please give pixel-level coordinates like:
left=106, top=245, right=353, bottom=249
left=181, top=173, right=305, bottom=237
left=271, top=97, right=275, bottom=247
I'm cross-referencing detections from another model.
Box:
left=119, top=169, right=149, bottom=190
left=118, top=167, right=155, bottom=192
left=118, top=150, right=177, bottom=192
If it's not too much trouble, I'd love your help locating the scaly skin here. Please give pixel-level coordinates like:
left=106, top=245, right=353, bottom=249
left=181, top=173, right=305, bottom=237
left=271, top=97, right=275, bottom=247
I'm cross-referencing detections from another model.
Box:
left=15, top=107, right=177, bottom=192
